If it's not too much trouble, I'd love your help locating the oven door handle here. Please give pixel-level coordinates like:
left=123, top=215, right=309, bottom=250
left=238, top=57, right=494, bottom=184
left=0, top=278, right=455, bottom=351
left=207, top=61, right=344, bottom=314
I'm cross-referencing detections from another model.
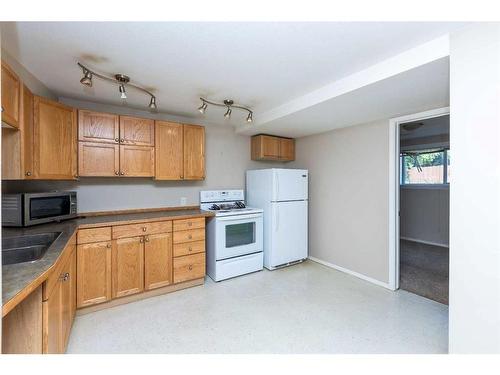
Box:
left=216, top=213, right=262, bottom=221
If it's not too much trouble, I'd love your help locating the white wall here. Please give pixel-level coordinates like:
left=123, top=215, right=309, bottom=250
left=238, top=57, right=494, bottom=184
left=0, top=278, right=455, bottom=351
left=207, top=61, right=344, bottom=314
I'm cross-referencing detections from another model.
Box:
left=400, top=187, right=449, bottom=247
left=292, top=120, right=390, bottom=285
left=448, top=23, right=500, bottom=353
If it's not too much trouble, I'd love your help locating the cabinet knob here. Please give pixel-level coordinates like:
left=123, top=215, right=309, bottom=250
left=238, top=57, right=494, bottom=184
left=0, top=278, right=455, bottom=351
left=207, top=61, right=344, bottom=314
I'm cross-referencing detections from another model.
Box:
left=106, top=243, right=111, bottom=248
left=142, top=227, right=147, bottom=232
left=115, top=137, right=119, bottom=143
left=145, top=236, right=149, bottom=242
left=120, top=138, right=124, bottom=143
left=188, top=246, right=192, bottom=252
left=115, top=171, right=119, bottom=175
left=188, top=222, right=192, bottom=227
left=188, top=265, right=193, bottom=271
left=188, top=234, right=192, bottom=239
left=180, top=175, right=184, bottom=179
left=120, top=171, right=125, bottom=175
left=140, top=237, right=144, bottom=243
left=25, top=171, right=31, bottom=176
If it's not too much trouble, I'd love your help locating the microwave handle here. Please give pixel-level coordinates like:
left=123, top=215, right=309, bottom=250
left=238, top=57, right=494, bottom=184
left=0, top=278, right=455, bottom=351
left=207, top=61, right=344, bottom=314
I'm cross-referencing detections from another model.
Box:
left=216, top=213, right=262, bottom=221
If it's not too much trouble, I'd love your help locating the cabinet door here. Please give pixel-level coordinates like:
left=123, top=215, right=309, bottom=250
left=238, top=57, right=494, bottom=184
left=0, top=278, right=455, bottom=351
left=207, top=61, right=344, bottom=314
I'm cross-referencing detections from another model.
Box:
left=173, top=253, right=206, bottom=283
left=279, top=138, right=295, bottom=161
left=155, top=121, right=183, bottom=180
left=77, top=241, right=112, bottom=307
left=112, top=237, right=144, bottom=298
left=43, top=280, right=62, bottom=354
left=1, top=61, right=20, bottom=128
left=144, top=232, right=173, bottom=290
left=261, top=135, right=280, bottom=159
left=120, top=145, right=154, bottom=177
left=61, top=246, right=76, bottom=350
left=78, top=110, right=119, bottom=143
left=33, top=96, right=77, bottom=179
left=183, top=124, right=205, bottom=180
left=78, top=142, right=120, bottom=176
left=119, top=116, right=154, bottom=146
left=22, top=84, right=35, bottom=178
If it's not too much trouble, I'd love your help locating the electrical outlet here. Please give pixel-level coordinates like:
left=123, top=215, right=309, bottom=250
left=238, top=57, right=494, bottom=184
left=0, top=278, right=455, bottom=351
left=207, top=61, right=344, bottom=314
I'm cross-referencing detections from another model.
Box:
left=180, top=197, right=187, bottom=206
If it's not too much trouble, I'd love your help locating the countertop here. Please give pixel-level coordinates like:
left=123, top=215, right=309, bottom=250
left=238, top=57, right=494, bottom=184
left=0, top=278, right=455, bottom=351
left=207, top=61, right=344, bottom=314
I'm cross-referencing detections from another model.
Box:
left=2, top=208, right=214, bottom=315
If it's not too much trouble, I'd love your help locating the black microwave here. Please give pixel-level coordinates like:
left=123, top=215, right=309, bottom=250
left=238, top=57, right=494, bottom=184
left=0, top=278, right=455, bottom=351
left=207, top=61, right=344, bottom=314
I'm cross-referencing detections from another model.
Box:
left=2, top=191, right=77, bottom=227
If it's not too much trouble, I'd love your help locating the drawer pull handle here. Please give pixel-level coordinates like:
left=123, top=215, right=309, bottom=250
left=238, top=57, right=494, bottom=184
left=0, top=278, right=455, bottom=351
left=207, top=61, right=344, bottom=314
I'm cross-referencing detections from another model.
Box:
left=188, top=265, right=193, bottom=271
left=188, top=246, right=192, bottom=252
left=145, top=236, right=149, bottom=242
left=106, top=243, right=111, bottom=248
left=142, top=227, right=147, bottom=232
left=115, top=137, right=119, bottom=143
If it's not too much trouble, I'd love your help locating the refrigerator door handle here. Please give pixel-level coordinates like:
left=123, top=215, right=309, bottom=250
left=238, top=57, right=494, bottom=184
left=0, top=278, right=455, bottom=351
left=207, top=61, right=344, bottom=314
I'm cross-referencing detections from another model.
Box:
left=275, top=205, right=279, bottom=232
left=274, top=172, right=279, bottom=200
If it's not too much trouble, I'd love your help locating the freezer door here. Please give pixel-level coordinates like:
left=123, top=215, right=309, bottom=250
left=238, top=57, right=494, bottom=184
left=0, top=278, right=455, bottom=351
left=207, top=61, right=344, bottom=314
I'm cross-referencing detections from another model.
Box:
left=273, top=169, right=308, bottom=201
left=269, top=201, right=308, bottom=267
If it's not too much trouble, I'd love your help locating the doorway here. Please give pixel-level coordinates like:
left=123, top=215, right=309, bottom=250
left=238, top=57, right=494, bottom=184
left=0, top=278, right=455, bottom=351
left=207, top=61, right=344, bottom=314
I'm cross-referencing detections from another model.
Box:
left=389, top=108, right=450, bottom=305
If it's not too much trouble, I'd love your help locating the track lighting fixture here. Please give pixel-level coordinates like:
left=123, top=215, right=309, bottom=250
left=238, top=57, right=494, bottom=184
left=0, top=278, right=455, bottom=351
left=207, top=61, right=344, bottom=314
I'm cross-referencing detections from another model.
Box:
left=119, top=84, right=127, bottom=99
left=197, top=97, right=253, bottom=123
left=77, top=62, right=157, bottom=111
left=80, top=69, right=93, bottom=87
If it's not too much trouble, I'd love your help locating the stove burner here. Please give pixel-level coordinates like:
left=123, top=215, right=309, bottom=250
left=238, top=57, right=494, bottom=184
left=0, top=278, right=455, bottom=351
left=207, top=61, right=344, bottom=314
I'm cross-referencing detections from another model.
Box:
left=210, top=204, right=221, bottom=210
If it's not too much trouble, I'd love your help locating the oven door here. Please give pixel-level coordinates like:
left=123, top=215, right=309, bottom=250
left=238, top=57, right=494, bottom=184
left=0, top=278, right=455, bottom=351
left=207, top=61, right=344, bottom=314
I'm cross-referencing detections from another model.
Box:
left=215, top=213, right=263, bottom=260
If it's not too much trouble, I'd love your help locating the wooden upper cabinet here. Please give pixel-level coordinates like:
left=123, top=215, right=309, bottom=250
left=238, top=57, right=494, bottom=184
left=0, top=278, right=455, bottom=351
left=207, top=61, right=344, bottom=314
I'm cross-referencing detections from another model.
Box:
left=77, top=241, right=112, bottom=308
left=112, top=237, right=144, bottom=298
left=119, top=116, right=154, bottom=146
left=78, top=142, right=119, bottom=177
left=23, top=85, right=35, bottom=178
left=183, top=124, right=205, bottom=180
left=33, top=96, right=77, bottom=179
left=155, top=121, right=183, bottom=180
left=251, top=134, right=295, bottom=162
left=120, top=145, right=154, bottom=177
left=144, top=232, right=173, bottom=290
left=1, top=61, right=21, bottom=128
left=78, top=110, right=119, bottom=143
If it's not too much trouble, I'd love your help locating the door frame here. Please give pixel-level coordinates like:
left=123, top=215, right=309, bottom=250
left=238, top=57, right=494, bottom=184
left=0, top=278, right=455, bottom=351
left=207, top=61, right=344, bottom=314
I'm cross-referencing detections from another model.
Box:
left=388, top=106, right=450, bottom=290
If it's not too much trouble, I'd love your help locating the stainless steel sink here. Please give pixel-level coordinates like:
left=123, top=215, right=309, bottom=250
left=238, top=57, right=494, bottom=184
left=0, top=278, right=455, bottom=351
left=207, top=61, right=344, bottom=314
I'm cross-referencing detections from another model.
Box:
left=2, top=232, right=62, bottom=265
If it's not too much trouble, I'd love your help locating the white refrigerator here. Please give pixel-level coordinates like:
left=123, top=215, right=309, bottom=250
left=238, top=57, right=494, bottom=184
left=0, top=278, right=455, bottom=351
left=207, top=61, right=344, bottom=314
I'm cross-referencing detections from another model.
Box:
left=246, top=168, right=308, bottom=270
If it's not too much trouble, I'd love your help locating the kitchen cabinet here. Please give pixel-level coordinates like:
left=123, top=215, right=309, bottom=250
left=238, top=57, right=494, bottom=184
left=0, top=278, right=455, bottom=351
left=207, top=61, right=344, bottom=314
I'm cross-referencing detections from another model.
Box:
left=155, top=121, right=184, bottom=180
left=2, top=286, right=43, bottom=354
left=78, top=141, right=120, bottom=176
left=120, top=145, right=154, bottom=177
left=43, top=244, right=76, bottom=354
left=34, top=96, right=77, bottom=179
left=183, top=124, right=205, bottom=180
left=251, top=134, right=295, bottom=162
left=173, top=253, right=206, bottom=284
left=172, top=218, right=206, bottom=283
left=1, top=61, right=21, bottom=128
left=78, top=110, right=119, bottom=143
left=120, top=115, right=155, bottom=146
left=77, top=241, right=112, bottom=308
left=144, top=232, right=173, bottom=290
left=112, top=237, right=145, bottom=298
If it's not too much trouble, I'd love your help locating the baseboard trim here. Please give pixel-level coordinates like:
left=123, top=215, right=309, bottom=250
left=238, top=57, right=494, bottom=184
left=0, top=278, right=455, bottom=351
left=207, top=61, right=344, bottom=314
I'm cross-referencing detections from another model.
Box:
left=308, top=257, right=392, bottom=290
left=76, top=278, right=205, bottom=315
left=400, top=237, right=449, bottom=248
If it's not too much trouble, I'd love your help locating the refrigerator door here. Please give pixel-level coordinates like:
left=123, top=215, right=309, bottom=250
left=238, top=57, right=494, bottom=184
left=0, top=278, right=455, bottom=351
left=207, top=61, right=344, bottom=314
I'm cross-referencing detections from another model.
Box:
left=272, top=169, right=308, bottom=202
left=269, top=200, right=308, bottom=268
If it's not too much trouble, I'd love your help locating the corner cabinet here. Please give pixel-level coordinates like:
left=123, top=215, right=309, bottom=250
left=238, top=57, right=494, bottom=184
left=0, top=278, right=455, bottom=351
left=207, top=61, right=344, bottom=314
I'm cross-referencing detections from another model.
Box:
left=251, top=134, right=295, bottom=162
left=155, top=122, right=205, bottom=180
left=34, top=96, right=78, bottom=179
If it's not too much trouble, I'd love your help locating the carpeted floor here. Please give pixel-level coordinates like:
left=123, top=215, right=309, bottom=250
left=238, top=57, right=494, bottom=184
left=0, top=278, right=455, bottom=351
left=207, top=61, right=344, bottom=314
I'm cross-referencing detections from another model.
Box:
left=400, top=239, right=449, bottom=305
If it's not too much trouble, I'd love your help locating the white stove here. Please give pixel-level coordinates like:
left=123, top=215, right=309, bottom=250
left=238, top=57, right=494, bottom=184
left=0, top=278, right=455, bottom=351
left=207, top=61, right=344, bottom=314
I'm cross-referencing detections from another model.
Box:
left=200, top=190, right=264, bottom=281
left=200, top=190, right=263, bottom=217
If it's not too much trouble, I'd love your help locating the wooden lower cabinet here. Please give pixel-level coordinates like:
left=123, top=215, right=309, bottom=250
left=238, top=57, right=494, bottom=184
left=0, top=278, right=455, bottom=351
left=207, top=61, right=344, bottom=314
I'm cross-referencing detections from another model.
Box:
left=173, top=253, right=206, bottom=283
left=112, top=237, right=145, bottom=298
left=144, top=232, right=173, bottom=290
left=77, top=241, right=112, bottom=308
left=43, top=245, right=76, bottom=354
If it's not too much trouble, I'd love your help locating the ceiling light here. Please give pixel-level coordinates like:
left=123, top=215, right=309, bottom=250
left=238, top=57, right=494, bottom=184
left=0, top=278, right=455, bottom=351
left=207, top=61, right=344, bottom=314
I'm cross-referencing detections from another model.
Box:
left=77, top=62, right=157, bottom=110
left=119, top=84, right=127, bottom=99
left=198, top=102, right=208, bottom=114
left=197, top=97, right=253, bottom=123
left=80, top=70, right=93, bottom=87
left=149, top=96, right=157, bottom=110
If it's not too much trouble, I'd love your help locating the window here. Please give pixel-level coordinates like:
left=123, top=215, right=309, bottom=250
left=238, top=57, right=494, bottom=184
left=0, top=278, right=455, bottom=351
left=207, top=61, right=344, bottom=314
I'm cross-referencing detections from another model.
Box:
left=400, top=149, right=450, bottom=185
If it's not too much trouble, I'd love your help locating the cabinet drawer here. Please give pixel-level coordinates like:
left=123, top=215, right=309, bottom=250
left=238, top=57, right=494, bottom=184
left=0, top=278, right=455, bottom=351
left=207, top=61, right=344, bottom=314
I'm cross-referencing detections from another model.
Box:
left=173, top=253, right=205, bottom=283
left=173, top=217, right=205, bottom=232
left=173, top=228, right=205, bottom=244
left=173, top=240, right=205, bottom=257
left=77, top=227, right=111, bottom=244
left=112, top=221, right=172, bottom=239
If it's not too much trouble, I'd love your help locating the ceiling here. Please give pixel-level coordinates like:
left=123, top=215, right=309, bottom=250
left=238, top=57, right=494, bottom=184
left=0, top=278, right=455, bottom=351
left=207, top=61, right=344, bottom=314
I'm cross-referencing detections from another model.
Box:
left=0, top=22, right=465, bottom=136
